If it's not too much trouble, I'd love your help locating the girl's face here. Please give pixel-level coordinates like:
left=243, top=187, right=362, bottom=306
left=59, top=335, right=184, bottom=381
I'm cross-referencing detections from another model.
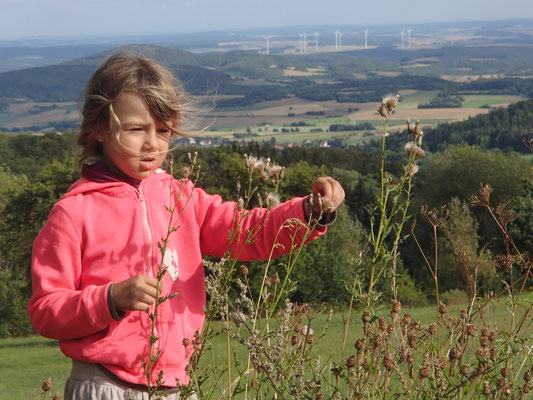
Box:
left=101, top=92, right=172, bottom=180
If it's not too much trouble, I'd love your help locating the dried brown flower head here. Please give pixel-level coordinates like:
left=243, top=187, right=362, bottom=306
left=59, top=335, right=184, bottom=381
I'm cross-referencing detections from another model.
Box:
left=404, top=142, right=425, bottom=160
left=439, top=302, right=447, bottom=315
left=391, top=300, right=401, bottom=314
left=346, top=355, right=356, bottom=369
left=428, top=323, right=438, bottom=336
left=483, top=381, right=491, bottom=396
left=239, top=265, right=249, bottom=276
left=355, top=338, right=364, bottom=351
left=419, top=365, right=430, bottom=379
left=449, top=347, right=460, bottom=361
left=460, top=364, right=471, bottom=376
left=382, top=354, right=396, bottom=371
left=42, top=378, right=53, bottom=392
left=466, top=324, right=478, bottom=337
left=378, top=317, right=388, bottom=332
left=362, top=310, right=371, bottom=324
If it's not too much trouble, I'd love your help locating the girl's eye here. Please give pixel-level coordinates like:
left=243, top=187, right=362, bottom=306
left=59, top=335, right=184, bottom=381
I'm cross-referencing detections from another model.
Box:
left=128, top=127, right=143, bottom=132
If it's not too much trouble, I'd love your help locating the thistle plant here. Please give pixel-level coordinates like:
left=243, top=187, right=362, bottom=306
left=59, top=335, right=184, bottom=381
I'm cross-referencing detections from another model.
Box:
left=359, top=95, right=424, bottom=309
left=34, top=377, right=61, bottom=400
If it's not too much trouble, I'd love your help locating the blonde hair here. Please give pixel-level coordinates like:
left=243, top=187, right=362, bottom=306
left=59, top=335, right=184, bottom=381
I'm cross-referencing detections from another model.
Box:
left=78, top=52, right=194, bottom=162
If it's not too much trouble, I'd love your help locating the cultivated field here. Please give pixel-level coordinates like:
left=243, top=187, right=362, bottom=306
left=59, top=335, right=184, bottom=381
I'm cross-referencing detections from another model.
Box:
left=0, top=92, right=526, bottom=147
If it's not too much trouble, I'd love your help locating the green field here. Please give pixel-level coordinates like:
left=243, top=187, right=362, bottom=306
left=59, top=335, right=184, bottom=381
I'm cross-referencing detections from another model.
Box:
left=1, top=300, right=529, bottom=399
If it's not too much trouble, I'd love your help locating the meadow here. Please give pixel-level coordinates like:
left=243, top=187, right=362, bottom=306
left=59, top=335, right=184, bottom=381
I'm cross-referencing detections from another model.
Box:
left=2, top=301, right=527, bottom=400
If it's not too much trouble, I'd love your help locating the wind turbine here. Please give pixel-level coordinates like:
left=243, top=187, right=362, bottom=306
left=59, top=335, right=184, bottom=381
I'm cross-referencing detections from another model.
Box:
left=262, top=35, right=273, bottom=55
left=364, top=28, right=368, bottom=49
left=313, top=31, right=320, bottom=51
left=401, top=28, right=405, bottom=49
left=303, top=32, right=308, bottom=53
left=299, top=33, right=304, bottom=53
left=334, top=29, right=340, bottom=49
left=407, top=29, right=412, bottom=48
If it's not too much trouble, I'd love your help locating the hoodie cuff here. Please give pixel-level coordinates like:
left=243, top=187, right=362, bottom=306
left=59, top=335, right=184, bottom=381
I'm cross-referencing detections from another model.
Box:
left=107, top=283, right=126, bottom=321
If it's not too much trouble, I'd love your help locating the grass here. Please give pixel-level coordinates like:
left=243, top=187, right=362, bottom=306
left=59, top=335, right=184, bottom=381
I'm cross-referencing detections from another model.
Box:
left=1, top=300, right=526, bottom=399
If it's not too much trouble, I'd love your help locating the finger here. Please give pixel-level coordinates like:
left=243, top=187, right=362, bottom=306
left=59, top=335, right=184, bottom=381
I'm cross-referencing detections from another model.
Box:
left=143, top=275, right=159, bottom=289
left=143, top=284, right=158, bottom=300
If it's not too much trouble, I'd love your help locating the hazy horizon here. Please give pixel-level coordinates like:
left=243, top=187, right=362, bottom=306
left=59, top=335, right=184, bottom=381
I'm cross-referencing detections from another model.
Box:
left=1, top=0, right=533, bottom=41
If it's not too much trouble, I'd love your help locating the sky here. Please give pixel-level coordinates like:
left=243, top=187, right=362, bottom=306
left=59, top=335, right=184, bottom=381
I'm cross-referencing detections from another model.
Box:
left=1, top=0, right=533, bottom=40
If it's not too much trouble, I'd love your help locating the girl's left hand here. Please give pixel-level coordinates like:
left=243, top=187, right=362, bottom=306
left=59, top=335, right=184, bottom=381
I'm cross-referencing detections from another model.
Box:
left=310, top=176, right=345, bottom=214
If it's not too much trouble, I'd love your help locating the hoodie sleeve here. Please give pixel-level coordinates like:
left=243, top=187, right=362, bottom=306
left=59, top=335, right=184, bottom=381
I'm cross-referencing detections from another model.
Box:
left=192, top=186, right=327, bottom=261
left=28, top=204, right=115, bottom=341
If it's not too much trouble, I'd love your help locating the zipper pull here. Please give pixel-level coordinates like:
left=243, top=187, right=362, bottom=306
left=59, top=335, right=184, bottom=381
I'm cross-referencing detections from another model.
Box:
left=137, top=189, right=145, bottom=201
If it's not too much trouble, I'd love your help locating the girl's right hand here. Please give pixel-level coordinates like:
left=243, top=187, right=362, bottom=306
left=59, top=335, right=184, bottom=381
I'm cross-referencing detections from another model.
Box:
left=112, top=275, right=159, bottom=312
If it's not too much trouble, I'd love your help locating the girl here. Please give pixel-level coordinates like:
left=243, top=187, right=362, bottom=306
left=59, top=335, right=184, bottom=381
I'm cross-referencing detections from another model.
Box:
left=28, top=53, right=344, bottom=399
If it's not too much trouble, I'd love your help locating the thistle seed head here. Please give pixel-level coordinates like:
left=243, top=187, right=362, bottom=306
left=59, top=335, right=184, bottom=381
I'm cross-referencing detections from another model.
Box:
left=265, top=192, right=280, bottom=209
left=41, top=378, right=53, bottom=392
left=362, top=310, right=371, bottom=323
left=404, top=142, right=425, bottom=160
left=483, top=381, right=491, bottom=396
left=419, top=366, right=430, bottom=379
left=391, top=300, right=401, bottom=314
left=466, top=324, right=478, bottom=337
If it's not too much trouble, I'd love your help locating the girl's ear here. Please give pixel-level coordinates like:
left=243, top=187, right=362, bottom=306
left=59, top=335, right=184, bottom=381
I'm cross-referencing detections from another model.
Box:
left=94, top=132, right=106, bottom=143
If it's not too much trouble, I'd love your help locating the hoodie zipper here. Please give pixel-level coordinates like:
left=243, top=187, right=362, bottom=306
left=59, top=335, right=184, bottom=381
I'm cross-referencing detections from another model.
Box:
left=137, top=188, right=153, bottom=276
left=137, top=187, right=161, bottom=352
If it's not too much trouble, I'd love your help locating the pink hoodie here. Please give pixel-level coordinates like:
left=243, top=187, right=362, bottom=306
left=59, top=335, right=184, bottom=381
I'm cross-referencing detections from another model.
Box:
left=28, top=164, right=326, bottom=387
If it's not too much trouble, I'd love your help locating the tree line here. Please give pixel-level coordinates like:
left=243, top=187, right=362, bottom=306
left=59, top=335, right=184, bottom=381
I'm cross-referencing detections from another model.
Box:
left=1, top=126, right=532, bottom=337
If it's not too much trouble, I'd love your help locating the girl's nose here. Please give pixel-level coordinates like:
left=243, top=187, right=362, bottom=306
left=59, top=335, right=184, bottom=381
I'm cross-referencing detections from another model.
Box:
left=144, top=129, right=159, bottom=149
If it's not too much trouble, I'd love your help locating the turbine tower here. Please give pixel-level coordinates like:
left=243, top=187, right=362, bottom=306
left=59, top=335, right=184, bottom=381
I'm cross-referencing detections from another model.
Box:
left=303, top=32, right=308, bottom=53
left=299, top=33, right=304, bottom=53
left=313, top=31, right=320, bottom=51
left=262, top=35, right=273, bottom=55
left=407, top=29, right=412, bottom=48
left=401, top=28, right=405, bottom=49
left=334, top=29, right=343, bottom=50
left=364, top=28, right=368, bottom=49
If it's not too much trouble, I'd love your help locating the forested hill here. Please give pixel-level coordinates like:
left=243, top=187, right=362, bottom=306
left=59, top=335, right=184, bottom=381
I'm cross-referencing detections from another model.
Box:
left=423, top=99, right=533, bottom=153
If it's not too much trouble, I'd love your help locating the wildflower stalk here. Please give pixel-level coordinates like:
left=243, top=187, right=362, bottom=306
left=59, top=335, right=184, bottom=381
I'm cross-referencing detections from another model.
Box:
left=143, top=155, right=198, bottom=399
left=366, top=95, right=420, bottom=309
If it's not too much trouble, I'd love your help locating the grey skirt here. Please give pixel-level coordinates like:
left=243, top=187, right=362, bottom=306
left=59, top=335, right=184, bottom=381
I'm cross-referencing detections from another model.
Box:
left=64, top=359, right=197, bottom=400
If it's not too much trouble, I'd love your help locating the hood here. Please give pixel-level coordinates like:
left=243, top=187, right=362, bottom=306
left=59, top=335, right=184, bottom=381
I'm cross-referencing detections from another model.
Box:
left=62, top=162, right=170, bottom=199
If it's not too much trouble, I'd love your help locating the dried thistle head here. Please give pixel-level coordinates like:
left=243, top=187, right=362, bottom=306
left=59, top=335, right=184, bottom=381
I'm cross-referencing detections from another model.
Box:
left=384, top=94, right=400, bottom=113
left=268, top=164, right=285, bottom=181
left=391, top=300, right=401, bottom=314
left=362, top=309, right=372, bottom=324
left=407, top=163, right=419, bottom=178
left=240, top=264, right=249, bottom=276
left=41, top=378, right=53, bottom=392
left=265, top=192, right=280, bottom=209
left=404, top=142, right=425, bottom=160
left=420, top=205, right=448, bottom=227
left=460, top=364, right=471, bottom=376
left=469, top=183, right=493, bottom=207
left=382, top=354, right=396, bottom=371
left=466, top=324, right=478, bottom=337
